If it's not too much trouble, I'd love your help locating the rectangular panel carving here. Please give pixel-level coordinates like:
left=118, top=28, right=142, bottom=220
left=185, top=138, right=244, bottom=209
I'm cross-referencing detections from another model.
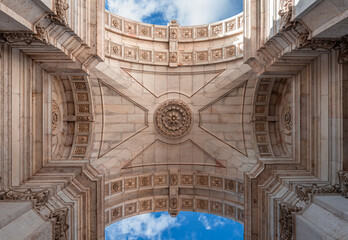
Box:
left=111, top=180, right=123, bottom=194
left=210, top=176, right=223, bottom=189
left=139, top=199, right=152, bottom=212
left=210, top=201, right=223, bottom=214
left=111, top=206, right=122, bottom=221
left=124, top=178, right=137, bottom=191
left=139, top=176, right=152, bottom=188
left=196, top=175, right=209, bottom=187
left=155, top=198, right=167, bottom=210
left=181, top=198, right=193, bottom=209
left=196, top=199, right=209, bottom=210
left=154, top=175, right=167, bottom=186
left=225, top=179, right=236, bottom=192
left=124, top=202, right=137, bottom=216
left=181, top=175, right=193, bottom=185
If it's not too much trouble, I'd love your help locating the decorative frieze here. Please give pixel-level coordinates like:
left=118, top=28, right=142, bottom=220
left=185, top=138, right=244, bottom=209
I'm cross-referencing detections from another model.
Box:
left=296, top=183, right=341, bottom=203
left=0, top=188, right=49, bottom=210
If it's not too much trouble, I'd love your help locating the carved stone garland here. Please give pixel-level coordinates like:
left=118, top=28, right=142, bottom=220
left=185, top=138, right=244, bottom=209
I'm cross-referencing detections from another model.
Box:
left=0, top=188, right=49, bottom=210
left=154, top=99, right=193, bottom=138
left=47, top=207, right=69, bottom=240
left=296, top=183, right=341, bottom=203
left=279, top=202, right=302, bottom=240
left=281, top=103, right=292, bottom=134
left=52, top=100, right=61, bottom=135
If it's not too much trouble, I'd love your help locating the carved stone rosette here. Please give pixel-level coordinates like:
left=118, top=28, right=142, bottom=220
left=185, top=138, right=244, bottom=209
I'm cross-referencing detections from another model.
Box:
left=47, top=207, right=69, bottom=240
left=279, top=202, right=302, bottom=240
left=154, top=99, right=193, bottom=138
left=0, top=188, right=50, bottom=210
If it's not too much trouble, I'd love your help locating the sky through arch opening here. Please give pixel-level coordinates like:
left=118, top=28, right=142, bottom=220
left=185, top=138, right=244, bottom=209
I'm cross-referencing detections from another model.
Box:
left=105, top=0, right=243, bottom=26
left=105, top=211, right=244, bottom=240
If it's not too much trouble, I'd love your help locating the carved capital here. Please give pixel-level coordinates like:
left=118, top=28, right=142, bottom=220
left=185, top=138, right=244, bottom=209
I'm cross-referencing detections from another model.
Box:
left=0, top=188, right=50, bottom=210
left=47, top=207, right=69, bottom=240
left=279, top=202, right=302, bottom=240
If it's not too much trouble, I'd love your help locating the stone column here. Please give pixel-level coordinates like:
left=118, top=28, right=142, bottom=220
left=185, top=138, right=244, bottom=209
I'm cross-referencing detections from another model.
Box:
left=295, top=195, right=348, bottom=240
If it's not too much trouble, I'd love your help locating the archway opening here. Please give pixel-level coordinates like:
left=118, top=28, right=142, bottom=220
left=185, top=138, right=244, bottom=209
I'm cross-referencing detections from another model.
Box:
left=105, top=211, right=244, bottom=240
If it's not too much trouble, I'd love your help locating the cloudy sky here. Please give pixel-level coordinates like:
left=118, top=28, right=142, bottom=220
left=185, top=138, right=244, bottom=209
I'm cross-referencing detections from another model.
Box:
left=105, top=211, right=244, bottom=240
left=105, top=0, right=243, bottom=26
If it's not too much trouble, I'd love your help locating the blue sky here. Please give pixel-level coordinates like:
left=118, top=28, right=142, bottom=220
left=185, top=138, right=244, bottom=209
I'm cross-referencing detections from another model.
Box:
left=105, top=0, right=243, bottom=26
left=105, top=211, right=244, bottom=240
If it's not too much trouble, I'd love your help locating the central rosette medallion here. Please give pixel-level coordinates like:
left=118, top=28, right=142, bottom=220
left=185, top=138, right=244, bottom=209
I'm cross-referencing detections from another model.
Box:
left=154, top=99, right=193, bottom=138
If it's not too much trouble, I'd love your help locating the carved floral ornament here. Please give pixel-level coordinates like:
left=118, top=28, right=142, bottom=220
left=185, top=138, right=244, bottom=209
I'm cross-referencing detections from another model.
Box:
left=52, top=100, right=61, bottom=135
left=279, top=202, right=302, bottom=240
left=0, top=24, right=48, bottom=45
left=296, top=171, right=348, bottom=202
left=154, top=99, right=193, bottom=138
left=281, top=103, right=292, bottom=134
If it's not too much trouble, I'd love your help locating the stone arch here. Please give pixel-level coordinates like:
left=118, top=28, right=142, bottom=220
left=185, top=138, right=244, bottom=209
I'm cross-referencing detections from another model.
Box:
left=104, top=170, right=245, bottom=227
left=252, top=77, right=294, bottom=158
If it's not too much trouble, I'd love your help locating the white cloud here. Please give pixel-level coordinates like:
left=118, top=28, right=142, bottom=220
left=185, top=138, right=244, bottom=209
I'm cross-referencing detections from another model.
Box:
left=198, top=214, right=227, bottom=230
left=105, top=213, right=180, bottom=240
left=106, top=0, right=242, bottom=26
left=198, top=215, right=211, bottom=230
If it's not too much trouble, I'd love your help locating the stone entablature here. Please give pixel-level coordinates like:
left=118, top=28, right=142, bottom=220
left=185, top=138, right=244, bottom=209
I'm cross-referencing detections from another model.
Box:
left=105, top=10, right=243, bottom=66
